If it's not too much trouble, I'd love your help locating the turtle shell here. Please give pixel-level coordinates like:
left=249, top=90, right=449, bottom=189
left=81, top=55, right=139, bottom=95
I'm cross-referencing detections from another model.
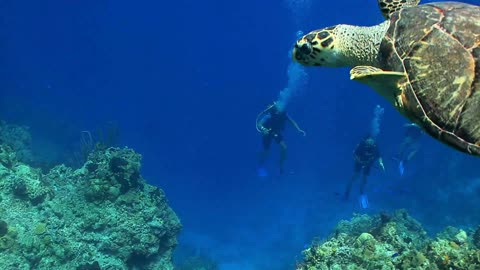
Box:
left=377, top=2, right=480, bottom=155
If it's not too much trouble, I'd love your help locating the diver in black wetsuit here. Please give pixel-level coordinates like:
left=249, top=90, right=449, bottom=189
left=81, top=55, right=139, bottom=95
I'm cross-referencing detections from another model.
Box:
left=344, top=136, right=385, bottom=207
left=256, top=103, right=305, bottom=176
left=395, top=123, right=423, bottom=175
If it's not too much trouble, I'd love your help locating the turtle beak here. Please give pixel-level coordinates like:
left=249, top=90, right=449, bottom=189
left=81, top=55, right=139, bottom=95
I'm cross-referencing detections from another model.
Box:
left=293, top=39, right=313, bottom=65
left=298, top=42, right=312, bottom=55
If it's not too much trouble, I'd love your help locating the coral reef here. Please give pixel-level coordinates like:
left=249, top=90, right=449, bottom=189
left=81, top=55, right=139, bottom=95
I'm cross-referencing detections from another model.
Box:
left=174, top=244, right=220, bottom=270
left=0, top=121, right=33, bottom=164
left=297, top=209, right=480, bottom=270
left=473, top=226, right=480, bottom=249
left=176, top=255, right=219, bottom=270
left=0, top=142, right=181, bottom=269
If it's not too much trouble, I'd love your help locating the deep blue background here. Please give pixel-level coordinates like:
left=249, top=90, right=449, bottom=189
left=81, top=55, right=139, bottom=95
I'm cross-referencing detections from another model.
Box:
left=1, top=0, right=479, bottom=269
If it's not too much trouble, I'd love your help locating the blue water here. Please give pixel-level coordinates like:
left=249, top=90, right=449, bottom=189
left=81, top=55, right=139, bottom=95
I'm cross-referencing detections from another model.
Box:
left=2, top=0, right=480, bottom=269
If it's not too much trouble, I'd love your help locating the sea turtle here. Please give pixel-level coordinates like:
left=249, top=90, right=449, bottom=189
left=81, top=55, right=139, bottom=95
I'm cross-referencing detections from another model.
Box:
left=292, top=0, right=480, bottom=156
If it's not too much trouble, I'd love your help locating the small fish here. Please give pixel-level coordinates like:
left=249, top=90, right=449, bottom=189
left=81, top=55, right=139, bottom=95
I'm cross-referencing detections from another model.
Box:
left=391, top=252, right=399, bottom=258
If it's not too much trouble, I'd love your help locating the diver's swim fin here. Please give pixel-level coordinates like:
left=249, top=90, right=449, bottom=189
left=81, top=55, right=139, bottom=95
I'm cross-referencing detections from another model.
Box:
left=359, top=194, right=369, bottom=209
left=257, top=167, right=268, bottom=177
left=398, top=160, right=405, bottom=176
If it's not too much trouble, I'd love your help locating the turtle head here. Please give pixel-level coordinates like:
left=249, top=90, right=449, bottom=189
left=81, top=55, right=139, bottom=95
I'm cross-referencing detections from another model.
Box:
left=293, top=22, right=390, bottom=68
left=292, top=26, right=343, bottom=67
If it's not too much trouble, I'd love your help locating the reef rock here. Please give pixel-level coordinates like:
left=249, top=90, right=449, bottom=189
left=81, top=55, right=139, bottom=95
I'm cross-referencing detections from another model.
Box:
left=297, top=209, right=480, bottom=270
left=0, top=145, right=181, bottom=269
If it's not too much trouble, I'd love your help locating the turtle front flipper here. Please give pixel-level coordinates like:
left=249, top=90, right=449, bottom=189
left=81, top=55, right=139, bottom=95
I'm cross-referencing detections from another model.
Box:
left=377, top=0, right=420, bottom=19
left=350, top=66, right=406, bottom=110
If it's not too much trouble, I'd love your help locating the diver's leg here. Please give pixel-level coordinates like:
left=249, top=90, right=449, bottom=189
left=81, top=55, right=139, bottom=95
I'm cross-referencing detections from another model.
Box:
left=359, top=166, right=370, bottom=195
left=258, top=135, right=272, bottom=168
left=279, top=140, right=287, bottom=174
left=344, top=173, right=358, bottom=200
left=359, top=175, right=369, bottom=209
left=259, top=150, right=269, bottom=166
left=359, top=174, right=368, bottom=195
left=399, top=137, right=415, bottom=160
left=358, top=167, right=371, bottom=208
left=257, top=136, right=272, bottom=177
left=405, top=143, right=419, bottom=163
left=398, top=141, right=407, bottom=160
left=344, top=163, right=361, bottom=199
left=398, top=144, right=418, bottom=176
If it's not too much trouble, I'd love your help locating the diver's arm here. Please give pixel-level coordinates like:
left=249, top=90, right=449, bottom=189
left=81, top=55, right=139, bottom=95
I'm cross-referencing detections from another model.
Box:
left=257, top=114, right=268, bottom=128
left=404, top=122, right=424, bottom=133
left=375, top=145, right=385, bottom=171
left=403, top=123, right=417, bottom=128
left=406, top=148, right=418, bottom=161
left=378, top=157, right=385, bottom=172
left=256, top=114, right=271, bottom=134
left=287, top=114, right=306, bottom=136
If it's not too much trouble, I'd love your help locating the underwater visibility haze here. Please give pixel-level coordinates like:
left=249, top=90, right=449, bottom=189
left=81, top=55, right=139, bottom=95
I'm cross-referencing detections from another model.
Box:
left=1, top=0, right=480, bottom=269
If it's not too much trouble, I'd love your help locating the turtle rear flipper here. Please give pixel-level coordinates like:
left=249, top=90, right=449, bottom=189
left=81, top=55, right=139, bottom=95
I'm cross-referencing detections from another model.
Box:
left=377, top=0, right=420, bottom=19
left=350, top=66, right=406, bottom=109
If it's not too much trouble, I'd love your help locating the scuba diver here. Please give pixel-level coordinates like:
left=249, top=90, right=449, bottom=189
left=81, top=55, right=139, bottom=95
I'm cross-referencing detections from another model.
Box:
left=343, top=135, right=385, bottom=209
left=256, top=102, right=306, bottom=176
left=394, top=123, right=423, bottom=176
